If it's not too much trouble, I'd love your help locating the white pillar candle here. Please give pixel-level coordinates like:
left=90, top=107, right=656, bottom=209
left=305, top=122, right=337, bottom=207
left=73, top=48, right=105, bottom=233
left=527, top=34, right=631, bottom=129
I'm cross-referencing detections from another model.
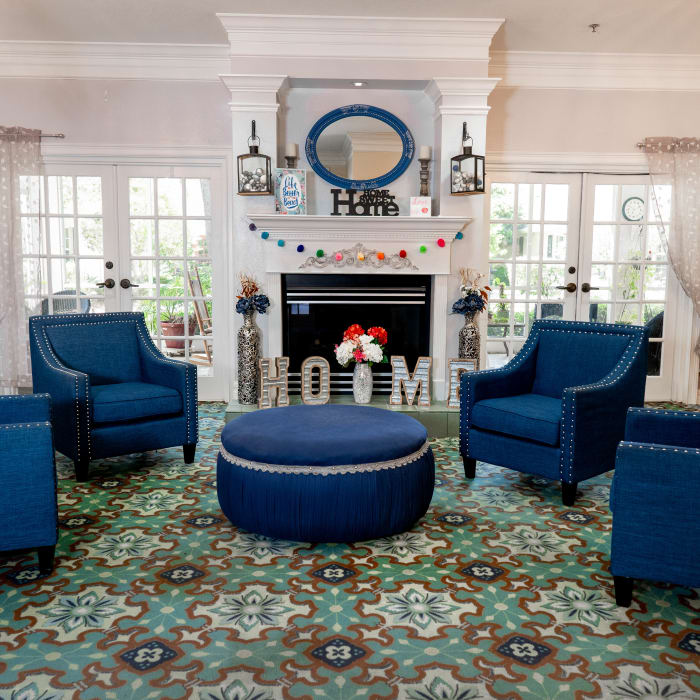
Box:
left=419, top=145, right=432, bottom=160
left=285, top=142, right=298, bottom=158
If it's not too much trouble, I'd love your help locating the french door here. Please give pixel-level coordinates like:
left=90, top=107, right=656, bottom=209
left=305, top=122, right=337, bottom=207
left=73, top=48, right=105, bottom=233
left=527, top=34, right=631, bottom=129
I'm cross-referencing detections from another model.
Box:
left=487, top=172, right=676, bottom=400
left=20, top=163, right=227, bottom=400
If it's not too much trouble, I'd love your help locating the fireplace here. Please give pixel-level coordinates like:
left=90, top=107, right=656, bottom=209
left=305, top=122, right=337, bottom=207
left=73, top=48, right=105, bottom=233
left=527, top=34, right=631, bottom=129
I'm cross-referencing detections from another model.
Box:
left=282, top=273, right=431, bottom=394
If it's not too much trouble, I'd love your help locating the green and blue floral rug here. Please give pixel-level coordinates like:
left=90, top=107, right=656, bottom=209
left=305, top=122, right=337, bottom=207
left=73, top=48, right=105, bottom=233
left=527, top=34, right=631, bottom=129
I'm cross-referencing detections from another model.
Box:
left=0, top=403, right=698, bottom=699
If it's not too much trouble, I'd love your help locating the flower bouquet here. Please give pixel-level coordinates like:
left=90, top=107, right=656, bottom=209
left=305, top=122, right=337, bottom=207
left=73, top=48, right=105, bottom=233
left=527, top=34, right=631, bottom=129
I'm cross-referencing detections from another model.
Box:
left=235, top=274, right=270, bottom=315
left=452, top=268, right=490, bottom=367
left=334, top=324, right=388, bottom=404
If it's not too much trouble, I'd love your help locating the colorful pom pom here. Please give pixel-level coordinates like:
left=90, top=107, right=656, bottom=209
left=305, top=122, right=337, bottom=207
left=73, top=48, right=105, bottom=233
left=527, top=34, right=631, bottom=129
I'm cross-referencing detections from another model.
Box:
left=335, top=252, right=343, bottom=261
left=399, top=249, right=407, bottom=258
left=419, top=245, right=427, bottom=254
left=261, top=231, right=269, bottom=240
left=277, top=239, right=285, bottom=247
left=377, top=251, right=385, bottom=260
left=437, top=238, right=445, bottom=247
left=455, top=231, right=464, bottom=240
left=296, top=244, right=305, bottom=253
left=316, top=249, right=324, bottom=258
left=249, top=223, right=257, bottom=231
left=358, top=252, right=365, bottom=261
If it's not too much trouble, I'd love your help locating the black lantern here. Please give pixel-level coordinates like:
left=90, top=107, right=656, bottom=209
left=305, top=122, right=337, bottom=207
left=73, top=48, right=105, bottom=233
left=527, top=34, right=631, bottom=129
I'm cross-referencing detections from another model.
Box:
left=450, top=122, right=485, bottom=195
left=237, top=120, right=272, bottom=196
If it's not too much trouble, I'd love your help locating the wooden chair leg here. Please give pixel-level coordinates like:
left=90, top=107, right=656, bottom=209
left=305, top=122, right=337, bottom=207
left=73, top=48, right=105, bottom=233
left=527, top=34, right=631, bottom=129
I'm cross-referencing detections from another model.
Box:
left=561, top=481, right=578, bottom=506
left=463, top=456, right=476, bottom=479
left=614, top=576, right=634, bottom=607
left=183, top=444, right=196, bottom=464
left=37, top=545, right=55, bottom=574
left=74, top=458, right=90, bottom=482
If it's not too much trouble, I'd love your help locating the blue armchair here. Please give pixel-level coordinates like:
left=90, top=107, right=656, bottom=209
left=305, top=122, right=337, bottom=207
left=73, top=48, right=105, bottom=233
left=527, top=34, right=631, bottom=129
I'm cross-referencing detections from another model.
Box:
left=29, top=312, right=198, bottom=482
left=611, top=408, right=700, bottom=606
left=0, top=394, right=57, bottom=572
left=460, top=320, right=648, bottom=505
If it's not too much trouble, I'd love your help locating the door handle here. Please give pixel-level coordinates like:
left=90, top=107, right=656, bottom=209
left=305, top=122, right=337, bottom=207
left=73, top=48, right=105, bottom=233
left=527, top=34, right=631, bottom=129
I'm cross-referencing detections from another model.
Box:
left=120, top=278, right=140, bottom=289
left=97, top=278, right=115, bottom=289
left=581, top=282, right=599, bottom=293
left=556, top=282, right=577, bottom=293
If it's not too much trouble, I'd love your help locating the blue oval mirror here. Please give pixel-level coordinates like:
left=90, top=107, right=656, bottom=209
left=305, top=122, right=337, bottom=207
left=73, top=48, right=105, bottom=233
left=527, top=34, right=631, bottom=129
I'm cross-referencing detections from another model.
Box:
left=305, top=105, right=414, bottom=191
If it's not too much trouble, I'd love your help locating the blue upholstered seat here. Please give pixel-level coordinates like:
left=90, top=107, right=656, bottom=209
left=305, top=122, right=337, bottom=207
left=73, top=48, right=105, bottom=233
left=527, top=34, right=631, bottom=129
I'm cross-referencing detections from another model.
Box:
left=217, top=405, right=434, bottom=542
left=91, top=382, right=182, bottom=424
left=0, top=394, right=57, bottom=573
left=460, top=320, right=648, bottom=505
left=471, top=394, right=562, bottom=446
left=29, top=312, right=198, bottom=481
left=610, top=408, right=700, bottom=607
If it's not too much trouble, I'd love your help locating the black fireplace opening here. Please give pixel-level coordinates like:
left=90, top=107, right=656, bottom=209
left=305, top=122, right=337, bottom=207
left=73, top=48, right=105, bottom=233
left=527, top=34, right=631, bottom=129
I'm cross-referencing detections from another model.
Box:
left=282, top=273, right=431, bottom=395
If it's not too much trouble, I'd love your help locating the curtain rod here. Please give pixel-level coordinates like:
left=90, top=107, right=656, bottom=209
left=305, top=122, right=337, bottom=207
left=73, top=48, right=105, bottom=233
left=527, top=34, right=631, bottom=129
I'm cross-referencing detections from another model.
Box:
left=0, top=132, right=65, bottom=139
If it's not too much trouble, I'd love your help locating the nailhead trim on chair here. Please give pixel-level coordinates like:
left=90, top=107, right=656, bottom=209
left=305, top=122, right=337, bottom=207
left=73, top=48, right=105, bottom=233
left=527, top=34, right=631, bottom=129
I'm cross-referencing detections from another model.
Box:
left=618, top=440, right=700, bottom=455
left=31, top=312, right=198, bottom=451
left=0, top=422, right=51, bottom=429
left=460, top=320, right=648, bottom=483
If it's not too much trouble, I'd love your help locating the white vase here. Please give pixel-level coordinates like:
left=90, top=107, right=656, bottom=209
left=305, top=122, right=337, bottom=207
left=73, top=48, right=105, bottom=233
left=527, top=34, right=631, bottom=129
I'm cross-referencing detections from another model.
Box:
left=352, top=363, right=373, bottom=404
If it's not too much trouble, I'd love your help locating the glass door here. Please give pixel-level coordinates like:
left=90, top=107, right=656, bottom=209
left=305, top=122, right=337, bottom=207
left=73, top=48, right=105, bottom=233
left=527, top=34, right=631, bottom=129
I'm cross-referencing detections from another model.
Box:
left=116, top=166, right=227, bottom=400
left=19, top=164, right=118, bottom=319
left=579, top=174, right=674, bottom=400
left=486, top=173, right=582, bottom=367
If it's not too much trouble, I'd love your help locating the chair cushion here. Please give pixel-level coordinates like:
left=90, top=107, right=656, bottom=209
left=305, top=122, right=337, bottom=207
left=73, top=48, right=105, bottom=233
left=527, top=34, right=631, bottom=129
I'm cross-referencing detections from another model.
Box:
left=532, top=330, right=631, bottom=398
left=471, top=393, right=562, bottom=447
left=91, top=382, right=182, bottom=424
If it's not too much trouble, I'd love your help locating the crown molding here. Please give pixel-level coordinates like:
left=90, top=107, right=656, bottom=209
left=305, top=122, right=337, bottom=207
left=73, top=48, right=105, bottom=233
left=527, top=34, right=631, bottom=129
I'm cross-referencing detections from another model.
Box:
left=0, top=40, right=229, bottom=81
left=490, top=51, right=700, bottom=92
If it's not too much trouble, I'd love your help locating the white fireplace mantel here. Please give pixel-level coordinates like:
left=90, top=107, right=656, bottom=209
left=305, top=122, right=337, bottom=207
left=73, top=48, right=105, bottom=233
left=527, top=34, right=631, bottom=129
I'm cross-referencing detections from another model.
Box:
left=247, top=215, right=471, bottom=275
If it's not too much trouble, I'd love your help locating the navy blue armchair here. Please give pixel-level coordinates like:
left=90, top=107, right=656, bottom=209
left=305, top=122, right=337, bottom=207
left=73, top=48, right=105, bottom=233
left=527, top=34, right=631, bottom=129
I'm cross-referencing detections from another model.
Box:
left=460, top=320, right=648, bottom=505
left=29, top=312, right=198, bottom=482
left=0, top=394, right=57, bottom=572
left=611, top=408, right=700, bottom=606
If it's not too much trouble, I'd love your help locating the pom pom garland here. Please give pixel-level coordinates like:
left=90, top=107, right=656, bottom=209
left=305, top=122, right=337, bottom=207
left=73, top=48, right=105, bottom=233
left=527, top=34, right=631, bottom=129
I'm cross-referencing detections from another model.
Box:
left=455, top=231, right=464, bottom=240
left=296, top=244, right=305, bottom=253
left=335, top=252, right=343, bottom=261
left=437, top=238, right=445, bottom=248
left=399, top=249, right=407, bottom=258
left=316, top=249, right=324, bottom=258
left=261, top=231, right=269, bottom=240
left=277, top=239, right=285, bottom=247
left=377, top=251, right=385, bottom=260
left=419, top=245, right=427, bottom=254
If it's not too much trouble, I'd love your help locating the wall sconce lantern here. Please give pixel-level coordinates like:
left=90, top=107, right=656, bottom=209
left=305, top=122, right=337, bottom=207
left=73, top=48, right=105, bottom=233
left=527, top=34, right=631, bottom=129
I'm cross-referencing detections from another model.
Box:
left=450, top=122, right=485, bottom=195
left=237, top=120, right=272, bottom=195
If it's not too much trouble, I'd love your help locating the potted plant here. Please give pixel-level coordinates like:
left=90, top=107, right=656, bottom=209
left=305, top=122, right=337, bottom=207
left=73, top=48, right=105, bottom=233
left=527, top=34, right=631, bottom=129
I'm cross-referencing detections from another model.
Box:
left=334, top=324, right=388, bottom=404
left=160, top=294, right=195, bottom=350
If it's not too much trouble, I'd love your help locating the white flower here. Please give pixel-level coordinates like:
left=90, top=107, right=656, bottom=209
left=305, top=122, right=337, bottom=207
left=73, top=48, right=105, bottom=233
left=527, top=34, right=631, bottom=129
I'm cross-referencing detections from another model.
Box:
left=363, top=343, right=383, bottom=363
left=334, top=339, right=356, bottom=366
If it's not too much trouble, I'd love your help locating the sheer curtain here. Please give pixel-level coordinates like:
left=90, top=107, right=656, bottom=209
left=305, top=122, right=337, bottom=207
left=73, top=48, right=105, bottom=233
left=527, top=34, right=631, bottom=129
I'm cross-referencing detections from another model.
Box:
left=0, top=127, right=41, bottom=391
left=644, top=137, right=700, bottom=355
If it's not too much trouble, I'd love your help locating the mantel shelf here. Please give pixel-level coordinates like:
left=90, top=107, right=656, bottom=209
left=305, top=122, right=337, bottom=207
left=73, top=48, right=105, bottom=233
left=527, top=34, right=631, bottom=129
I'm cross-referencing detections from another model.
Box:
left=247, top=215, right=471, bottom=242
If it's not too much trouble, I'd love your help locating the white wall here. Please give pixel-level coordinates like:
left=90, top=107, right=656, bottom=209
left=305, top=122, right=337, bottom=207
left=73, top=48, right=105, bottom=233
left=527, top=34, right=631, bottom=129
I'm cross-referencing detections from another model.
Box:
left=0, top=78, right=231, bottom=146
left=487, top=88, right=700, bottom=154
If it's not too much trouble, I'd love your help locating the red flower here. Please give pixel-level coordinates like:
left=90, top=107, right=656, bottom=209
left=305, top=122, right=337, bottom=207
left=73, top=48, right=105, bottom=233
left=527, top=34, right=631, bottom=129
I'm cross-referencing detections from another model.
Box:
left=344, top=323, right=365, bottom=341
left=368, top=326, right=388, bottom=346
left=353, top=348, right=365, bottom=362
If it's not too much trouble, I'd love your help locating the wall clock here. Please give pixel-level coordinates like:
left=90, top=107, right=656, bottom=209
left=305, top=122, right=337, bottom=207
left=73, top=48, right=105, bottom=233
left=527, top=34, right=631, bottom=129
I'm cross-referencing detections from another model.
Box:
left=622, top=196, right=645, bottom=222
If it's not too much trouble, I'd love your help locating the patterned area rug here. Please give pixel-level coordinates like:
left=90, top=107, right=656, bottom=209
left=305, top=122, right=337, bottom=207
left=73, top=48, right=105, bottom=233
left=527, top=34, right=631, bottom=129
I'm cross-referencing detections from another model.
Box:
left=0, top=403, right=698, bottom=699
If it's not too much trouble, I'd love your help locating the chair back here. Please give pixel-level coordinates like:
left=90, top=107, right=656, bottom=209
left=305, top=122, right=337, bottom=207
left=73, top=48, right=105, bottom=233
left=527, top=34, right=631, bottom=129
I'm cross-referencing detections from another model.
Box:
left=30, top=312, right=145, bottom=385
left=40, top=290, right=91, bottom=315
left=529, top=320, right=647, bottom=398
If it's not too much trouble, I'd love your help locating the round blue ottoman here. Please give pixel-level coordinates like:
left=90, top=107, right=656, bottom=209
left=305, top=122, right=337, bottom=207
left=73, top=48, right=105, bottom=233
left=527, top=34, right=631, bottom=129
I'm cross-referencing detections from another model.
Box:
left=217, top=404, right=434, bottom=542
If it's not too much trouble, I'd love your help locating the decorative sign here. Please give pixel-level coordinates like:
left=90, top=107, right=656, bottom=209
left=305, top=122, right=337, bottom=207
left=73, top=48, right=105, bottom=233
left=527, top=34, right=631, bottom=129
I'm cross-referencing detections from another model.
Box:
left=410, top=196, right=431, bottom=217
left=299, top=242, right=417, bottom=271
left=275, top=169, right=306, bottom=215
left=390, top=356, right=432, bottom=407
left=258, top=357, right=290, bottom=409
left=300, top=356, right=330, bottom=405
left=331, top=188, right=399, bottom=217
left=447, top=358, right=477, bottom=409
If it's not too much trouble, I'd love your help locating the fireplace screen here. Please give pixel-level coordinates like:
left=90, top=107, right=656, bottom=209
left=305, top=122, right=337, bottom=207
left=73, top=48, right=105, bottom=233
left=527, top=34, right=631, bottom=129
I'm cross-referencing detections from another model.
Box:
left=282, top=274, right=431, bottom=395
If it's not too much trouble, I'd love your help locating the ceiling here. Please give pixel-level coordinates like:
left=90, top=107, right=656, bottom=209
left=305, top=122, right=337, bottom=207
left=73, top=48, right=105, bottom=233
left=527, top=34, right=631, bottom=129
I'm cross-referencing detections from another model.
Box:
left=1, top=0, right=699, bottom=54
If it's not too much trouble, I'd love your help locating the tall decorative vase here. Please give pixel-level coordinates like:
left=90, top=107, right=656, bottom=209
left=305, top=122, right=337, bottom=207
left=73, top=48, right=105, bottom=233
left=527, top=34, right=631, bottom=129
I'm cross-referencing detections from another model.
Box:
left=237, top=309, right=260, bottom=404
left=458, top=312, right=481, bottom=370
left=353, top=363, right=373, bottom=404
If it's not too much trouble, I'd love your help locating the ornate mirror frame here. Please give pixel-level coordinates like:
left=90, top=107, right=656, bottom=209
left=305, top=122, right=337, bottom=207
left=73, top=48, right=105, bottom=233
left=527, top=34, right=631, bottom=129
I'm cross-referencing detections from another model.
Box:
left=305, top=104, right=415, bottom=191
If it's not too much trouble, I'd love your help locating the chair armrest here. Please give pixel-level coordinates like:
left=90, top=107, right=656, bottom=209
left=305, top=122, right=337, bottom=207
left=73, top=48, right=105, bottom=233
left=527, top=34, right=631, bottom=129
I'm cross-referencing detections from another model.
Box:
left=29, top=320, right=90, bottom=462
left=459, top=336, right=538, bottom=453
left=134, top=323, right=198, bottom=445
left=0, top=393, right=50, bottom=425
left=625, top=407, right=700, bottom=449
left=0, top=421, right=58, bottom=551
left=559, top=331, right=647, bottom=483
